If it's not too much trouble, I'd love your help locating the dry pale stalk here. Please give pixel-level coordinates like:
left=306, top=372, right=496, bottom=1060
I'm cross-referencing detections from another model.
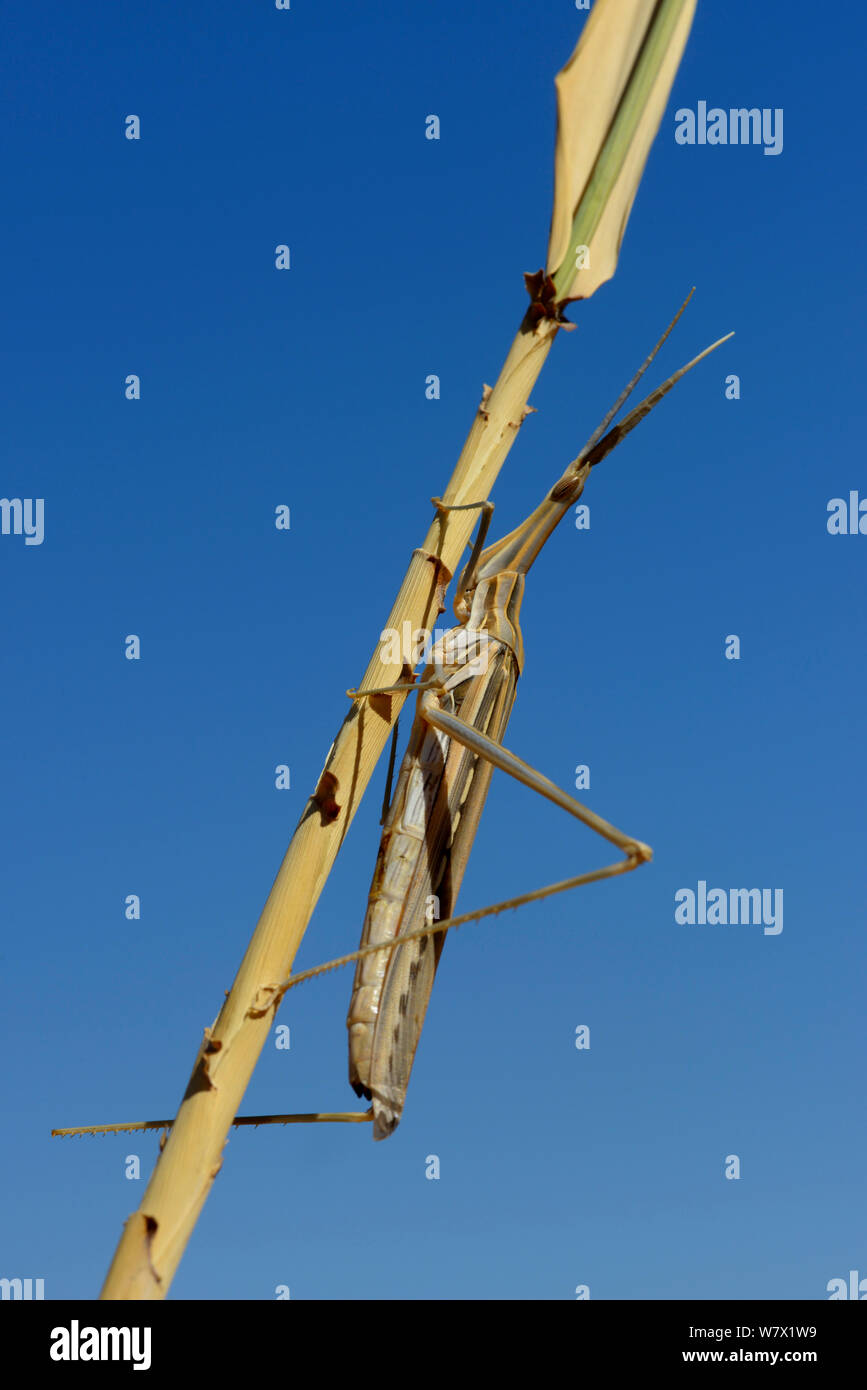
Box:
left=99, top=311, right=559, bottom=1299
left=99, top=0, right=699, bottom=1298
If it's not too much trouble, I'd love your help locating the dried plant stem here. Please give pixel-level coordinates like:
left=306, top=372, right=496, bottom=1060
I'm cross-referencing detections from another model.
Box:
left=99, top=308, right=560, bottom=1300
left=98, top=0, right=702, bottom=1296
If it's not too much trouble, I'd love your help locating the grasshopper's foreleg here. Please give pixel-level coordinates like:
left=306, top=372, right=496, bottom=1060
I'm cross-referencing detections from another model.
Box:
left=430, top=496, right=495, bottom=611
left=347, top=498, right=495, bottom=701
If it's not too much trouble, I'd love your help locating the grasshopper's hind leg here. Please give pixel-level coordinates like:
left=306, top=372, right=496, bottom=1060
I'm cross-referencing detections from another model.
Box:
left=419, top=689, right=652, bottom=887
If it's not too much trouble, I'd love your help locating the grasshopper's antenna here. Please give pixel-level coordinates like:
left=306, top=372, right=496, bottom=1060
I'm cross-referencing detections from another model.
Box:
left=578, top=287, right=695, bottom=461
left=583, top=330, right=735, bottom=472
left=471, top=313, right=734, bottom=581
left=549, top=323, right=734, bottom=503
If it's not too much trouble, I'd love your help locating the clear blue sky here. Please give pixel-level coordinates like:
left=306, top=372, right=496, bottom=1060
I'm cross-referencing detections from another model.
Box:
left=2, top=0, right=864, bottom=1300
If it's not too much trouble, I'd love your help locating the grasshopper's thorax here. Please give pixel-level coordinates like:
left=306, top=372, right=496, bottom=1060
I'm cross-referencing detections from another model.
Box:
left=465, top=570, right=525, bottom=673
left=452, top=486, right=578, bottom=670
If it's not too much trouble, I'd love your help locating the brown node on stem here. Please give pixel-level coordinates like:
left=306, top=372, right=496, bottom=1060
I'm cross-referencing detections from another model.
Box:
left=523, top=269, right=576, bottom=326
left=184, top=1030, right=221, bottom=1098
left=313, top=770, right=341, bottom=824
left=509, top=402, right=538, bottom=430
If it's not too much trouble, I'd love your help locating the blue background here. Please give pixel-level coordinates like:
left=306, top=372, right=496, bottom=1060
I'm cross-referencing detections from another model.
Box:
left=2, top=0, right=864, bottom=1300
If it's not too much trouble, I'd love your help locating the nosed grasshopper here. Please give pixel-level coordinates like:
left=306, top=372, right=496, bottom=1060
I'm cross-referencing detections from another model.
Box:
left=289, top=296, right=731, bottom=1141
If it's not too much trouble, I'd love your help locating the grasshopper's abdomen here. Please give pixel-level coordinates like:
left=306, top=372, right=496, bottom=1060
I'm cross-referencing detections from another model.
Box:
left=347, top=626, right=519, bottom=1140
left=347, top=717, right=451, bottom=1100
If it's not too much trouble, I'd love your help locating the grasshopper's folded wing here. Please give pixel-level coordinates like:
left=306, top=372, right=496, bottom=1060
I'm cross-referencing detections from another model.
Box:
left=358, top=643, right=518, bottom=1140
